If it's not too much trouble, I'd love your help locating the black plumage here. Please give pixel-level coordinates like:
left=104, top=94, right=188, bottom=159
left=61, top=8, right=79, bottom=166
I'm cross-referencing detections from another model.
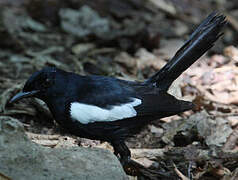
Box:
left=10, top=12, right=226, bottom=164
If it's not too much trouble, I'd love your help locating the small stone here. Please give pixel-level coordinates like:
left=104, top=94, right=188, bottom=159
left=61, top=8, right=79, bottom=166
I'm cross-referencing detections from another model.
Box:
left=149, top=125, right=163, bottom=137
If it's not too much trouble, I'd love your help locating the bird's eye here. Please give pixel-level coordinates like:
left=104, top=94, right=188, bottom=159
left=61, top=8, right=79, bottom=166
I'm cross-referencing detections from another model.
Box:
left=42, top=78, right=52, bottom=88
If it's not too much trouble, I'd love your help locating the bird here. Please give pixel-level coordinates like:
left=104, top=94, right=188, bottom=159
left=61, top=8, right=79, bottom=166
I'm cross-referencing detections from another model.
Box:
left=10, top=12, right=226, bottom=165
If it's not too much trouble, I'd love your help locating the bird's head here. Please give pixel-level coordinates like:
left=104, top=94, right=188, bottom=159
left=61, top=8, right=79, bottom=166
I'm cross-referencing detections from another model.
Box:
left=10, top=67, right=65, bottom=103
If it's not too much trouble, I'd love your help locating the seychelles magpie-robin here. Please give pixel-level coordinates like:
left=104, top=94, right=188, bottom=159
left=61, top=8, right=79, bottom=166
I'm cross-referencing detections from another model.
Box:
left=10, top=12, right=226, bottom=164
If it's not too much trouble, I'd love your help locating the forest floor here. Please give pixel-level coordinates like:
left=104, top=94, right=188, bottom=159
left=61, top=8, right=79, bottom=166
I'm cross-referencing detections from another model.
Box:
left=0, top=0, right=238, bottom=179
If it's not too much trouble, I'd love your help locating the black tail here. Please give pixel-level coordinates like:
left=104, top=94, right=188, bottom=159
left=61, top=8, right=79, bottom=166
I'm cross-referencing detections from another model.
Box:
left=145, top=12, right=227, bottom=90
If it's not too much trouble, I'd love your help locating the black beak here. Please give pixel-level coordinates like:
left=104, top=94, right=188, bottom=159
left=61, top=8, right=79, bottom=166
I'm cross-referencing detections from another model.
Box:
left=9, top=90, right=40, bottom=104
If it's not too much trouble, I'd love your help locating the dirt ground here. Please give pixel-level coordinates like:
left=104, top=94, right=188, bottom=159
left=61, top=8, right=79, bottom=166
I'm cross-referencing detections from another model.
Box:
left=0, top=0, right=238, bottom=179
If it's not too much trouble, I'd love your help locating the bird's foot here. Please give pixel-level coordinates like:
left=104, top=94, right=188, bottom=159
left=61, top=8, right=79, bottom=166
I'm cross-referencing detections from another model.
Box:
left=112, top=141, right=131, bottom=166
left=120, top=155, right=131, bottom=167
left=113, top=142, right=170, bottom=178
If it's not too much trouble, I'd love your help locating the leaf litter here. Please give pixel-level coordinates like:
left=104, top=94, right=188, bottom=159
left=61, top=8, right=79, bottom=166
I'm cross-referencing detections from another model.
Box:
left=0, top=0, right=238, bottom=179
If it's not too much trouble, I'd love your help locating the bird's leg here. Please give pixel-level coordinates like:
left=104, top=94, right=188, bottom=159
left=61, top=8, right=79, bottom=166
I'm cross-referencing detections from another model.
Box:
left=112, top=141, right=131, bottom=166
left=112, top=141, right=169, bottom=177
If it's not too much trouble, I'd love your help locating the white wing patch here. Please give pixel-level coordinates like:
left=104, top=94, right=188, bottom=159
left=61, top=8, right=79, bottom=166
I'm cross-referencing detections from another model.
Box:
left=70, top=98, right=142, bottom=124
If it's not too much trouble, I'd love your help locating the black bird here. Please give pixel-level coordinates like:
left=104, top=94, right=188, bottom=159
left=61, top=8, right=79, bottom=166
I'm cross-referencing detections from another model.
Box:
left=10, top=13, right=226, bottom=164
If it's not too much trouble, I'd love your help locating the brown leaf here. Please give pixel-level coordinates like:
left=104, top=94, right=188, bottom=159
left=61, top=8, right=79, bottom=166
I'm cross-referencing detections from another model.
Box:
left=224, top=46, right=238, bottom=62
left=223, top=128, right=238, bottom=151
left=222, top=167, right=238, bottom=180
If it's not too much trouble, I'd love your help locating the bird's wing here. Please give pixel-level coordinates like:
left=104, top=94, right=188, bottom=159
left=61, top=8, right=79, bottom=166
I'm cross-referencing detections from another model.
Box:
left=68, top=76, right=142, bottom=124
left=68, top=77, right=193, bottom=124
